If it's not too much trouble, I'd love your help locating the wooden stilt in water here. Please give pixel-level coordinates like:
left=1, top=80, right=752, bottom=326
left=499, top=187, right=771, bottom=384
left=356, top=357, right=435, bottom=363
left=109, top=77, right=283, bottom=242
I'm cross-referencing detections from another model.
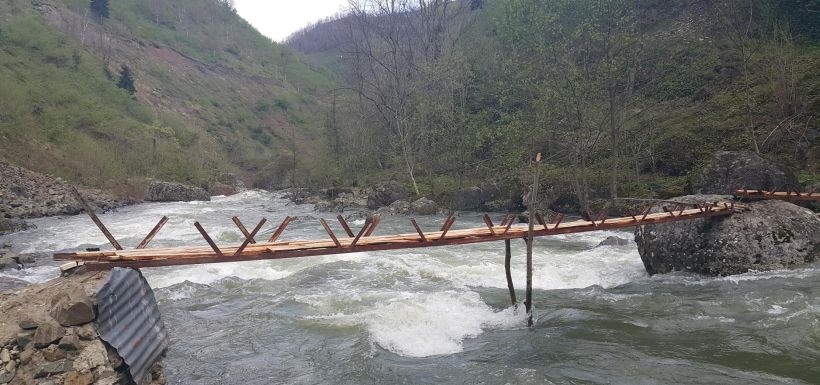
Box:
left=525, top=153, right=541, bottom=327
left=504, top=239, right=516, bottom=308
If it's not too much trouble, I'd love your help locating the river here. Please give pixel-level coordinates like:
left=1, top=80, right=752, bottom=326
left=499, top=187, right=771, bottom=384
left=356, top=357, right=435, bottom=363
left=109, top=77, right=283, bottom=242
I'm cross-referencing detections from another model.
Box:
left=1, top=190, right=818, bottom=384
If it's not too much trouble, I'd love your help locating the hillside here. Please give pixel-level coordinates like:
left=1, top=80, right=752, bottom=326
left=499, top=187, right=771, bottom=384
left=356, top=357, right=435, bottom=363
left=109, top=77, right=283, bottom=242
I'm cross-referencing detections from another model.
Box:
left=0, top=0, right=334, bottom=196
left=286, top=0, right=820, bottom=210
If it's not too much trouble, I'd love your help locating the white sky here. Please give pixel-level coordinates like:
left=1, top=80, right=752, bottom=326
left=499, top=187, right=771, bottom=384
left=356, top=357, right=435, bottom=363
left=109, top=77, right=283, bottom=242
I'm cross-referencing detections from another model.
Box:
left=233, top=0, right=350, bottom=42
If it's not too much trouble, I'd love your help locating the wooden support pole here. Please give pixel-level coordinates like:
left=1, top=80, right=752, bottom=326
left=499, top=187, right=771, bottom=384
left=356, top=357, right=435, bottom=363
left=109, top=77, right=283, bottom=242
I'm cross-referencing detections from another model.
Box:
left=268, top=216, right=292, bottom=243
left=337, top=215, right=355, bottom=237
left=410, top=218, right=427, bottom=242
left=552, top=213, right=564, bottom=230
left=505, top=239, right=517, bottom=308
left=526, top=152, right=540, bottom=327
left=136, top=216, right=168, bottom=249
left=320, top=219, right=342, bottom=248
left=440, top=214, right=455, bottom=231
left=535, top=212, right=547, bottom=230
left=234, top=218, right=267, bottom=257
left=70, top=186, right=123, bottom=250
left=194, top=222, right=223, bottom=257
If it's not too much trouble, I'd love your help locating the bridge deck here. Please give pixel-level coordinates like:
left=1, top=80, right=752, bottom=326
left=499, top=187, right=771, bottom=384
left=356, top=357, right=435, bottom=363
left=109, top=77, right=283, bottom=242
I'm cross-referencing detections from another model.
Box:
left=55, top=203, right=740, bottom=270
left=734, top=189, right=820, bottom=202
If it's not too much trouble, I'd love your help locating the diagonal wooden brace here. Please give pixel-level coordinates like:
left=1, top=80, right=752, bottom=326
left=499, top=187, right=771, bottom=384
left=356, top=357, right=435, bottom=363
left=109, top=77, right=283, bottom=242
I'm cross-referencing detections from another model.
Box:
left=551, top=213, right=564, bottom=230
left=268, top=216, right=293, bottom=243
left=438, top=215, right=456, bottom=240
left=364, top=216, right=381, bottom=237
left=70, top=186, right=123, bottom=250
left=194, top=222, right=223, bottom=257
left=337, top=215, right=355, bottom=237
left=483, top=214, right=496, bottom=236
left=410, top=218, right=427, bottom=242
left=320, top=219, right=342, bottom=248
left=535, top=212, right=547, bottom=230
left=232, top=216, right=256, bottom=244
left=502, top=216, right=515, bottom=234
left=234, top=218, right=267, bottom=257
left=137, top=216, right=169, bottom=249
left=350, top=218, right=373, bottom=247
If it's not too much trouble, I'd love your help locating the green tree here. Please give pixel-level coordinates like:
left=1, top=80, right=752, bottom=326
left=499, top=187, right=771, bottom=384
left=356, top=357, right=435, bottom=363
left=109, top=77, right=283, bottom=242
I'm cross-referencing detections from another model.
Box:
left=90, top=0, right=110, bottom=19
left=116, top=65, right=136, bottom=95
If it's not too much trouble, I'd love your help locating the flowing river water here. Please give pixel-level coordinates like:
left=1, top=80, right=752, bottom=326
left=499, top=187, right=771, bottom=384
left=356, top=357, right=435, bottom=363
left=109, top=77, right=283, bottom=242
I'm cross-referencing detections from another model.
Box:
left=1, top=190, right=818, bottom=384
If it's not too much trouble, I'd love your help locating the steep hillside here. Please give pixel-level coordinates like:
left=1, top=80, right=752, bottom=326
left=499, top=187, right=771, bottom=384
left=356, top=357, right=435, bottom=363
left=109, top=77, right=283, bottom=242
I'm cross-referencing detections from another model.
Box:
left=0, top=0, right=334, bottom=195
left=286, top=0, right=820, bottom=208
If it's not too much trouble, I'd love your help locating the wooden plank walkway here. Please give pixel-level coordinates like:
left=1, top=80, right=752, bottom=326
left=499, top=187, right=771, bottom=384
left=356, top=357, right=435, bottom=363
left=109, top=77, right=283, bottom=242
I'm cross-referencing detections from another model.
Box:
left=55, top=202, right=742, bottom=270
left=734, top=189, right=820, bottom=202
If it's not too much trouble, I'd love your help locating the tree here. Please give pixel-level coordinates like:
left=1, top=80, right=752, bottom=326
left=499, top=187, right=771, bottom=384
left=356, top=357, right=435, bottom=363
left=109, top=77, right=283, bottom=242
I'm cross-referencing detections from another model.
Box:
left=341, top=0, right=469, bottom=195
left=116, top=65, right=136, bottom=95
left=90, top=0, right=109, bottom=19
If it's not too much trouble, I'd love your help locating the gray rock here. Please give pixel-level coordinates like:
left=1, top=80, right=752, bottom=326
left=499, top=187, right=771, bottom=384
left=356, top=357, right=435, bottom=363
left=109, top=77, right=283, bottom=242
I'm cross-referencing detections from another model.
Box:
left=63, top=370, right=94, bottom=385
left=410, top=198, right=437, bottom=215
left=367, top=181, right=408, bottom=209
left=73, top=340, right=107, bottom=372
left=34, top=359, right=71, bottom=378
left=18, top=319, right=38, bottom=330
left=33, top=321, right=66, bottom=348
left=144, top=180, right=210, bottom=202
left=58, top=334, right=80, bottom=351
left=0, top=276, right=29, bottom=292
left=50, top=286, right=95, bottom=326
left=597, top=236, right=631, bottom=247
left=42, top=344, right=66, bottom=362
left=16, top=331, right=34, bottom=349
left=635, top=197, right=820, bottom=276
left=0, top=370, right=14, bottom=383
left=0, top=348, right=9, bottom=363
left=0, top=253, right=20, bottom=271
left=454, top=186, right=485, bottom=211
left=19, top=348, right=33, bottom=365
left=73, top=324, right=96, bottom=341
left=690, top=151, right=798, bottom=194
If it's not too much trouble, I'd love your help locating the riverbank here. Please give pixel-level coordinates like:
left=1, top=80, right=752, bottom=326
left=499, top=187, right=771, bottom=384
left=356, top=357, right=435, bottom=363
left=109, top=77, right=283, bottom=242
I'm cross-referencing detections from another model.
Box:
left=0, top=271, right=166, bottom=385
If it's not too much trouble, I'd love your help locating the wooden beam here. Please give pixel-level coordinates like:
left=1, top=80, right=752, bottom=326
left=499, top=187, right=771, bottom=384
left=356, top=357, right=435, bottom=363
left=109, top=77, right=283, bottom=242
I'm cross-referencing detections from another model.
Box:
left=337, top=215, right=355, bottom=237
left=69, top=186, right=123, bottom=250
left=136, top=216, right=169, bottom=249
left=268, top=216, right=292, bottom=243
left=194, top=222, right=223, bottom=257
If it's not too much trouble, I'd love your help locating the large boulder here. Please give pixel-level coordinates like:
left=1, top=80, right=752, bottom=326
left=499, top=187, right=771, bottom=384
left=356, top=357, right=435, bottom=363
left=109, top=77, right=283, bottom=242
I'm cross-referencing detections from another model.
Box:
left=144, top=180, right=210, bottom=202
left=209, top=173, right=246, bottom=196
left=49, top=286, right=95, bottom=327
left=411, top=198, right=437, bottom=215
left=367, top=181, right=408, bottom=209
left=635, top=195, right=820, bottom=276
left=690, top=151, right=798, bottom=194
left=454, top=184, right=499, bottom=211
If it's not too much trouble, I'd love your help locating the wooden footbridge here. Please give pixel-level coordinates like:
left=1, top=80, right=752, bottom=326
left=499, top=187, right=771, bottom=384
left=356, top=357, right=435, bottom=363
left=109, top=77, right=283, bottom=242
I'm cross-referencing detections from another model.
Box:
left=57, top=186, right=820, bottom=271
left=57, top=201, right=748, bottom=271
left=55, top=183, right=814, bottom=325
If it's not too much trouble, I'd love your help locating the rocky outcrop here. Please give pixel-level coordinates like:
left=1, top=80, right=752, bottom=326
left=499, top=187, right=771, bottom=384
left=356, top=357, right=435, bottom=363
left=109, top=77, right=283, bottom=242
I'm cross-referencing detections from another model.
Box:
left=0, top=274, right=166, bottom=385
left=690, top=151, right=799, bottom=194
left=597, top=236, right=631, bottom=247
left=410, top=198, right=437, bottom=215
left=635, top=195, right=820, bottom=276
left=0, top=161, right=128, bottom=219
left=144, top=180, right=210, bottom=202
left=367, top=181, right=408, bottom=209
left=209, top=173, right=246, bottom=196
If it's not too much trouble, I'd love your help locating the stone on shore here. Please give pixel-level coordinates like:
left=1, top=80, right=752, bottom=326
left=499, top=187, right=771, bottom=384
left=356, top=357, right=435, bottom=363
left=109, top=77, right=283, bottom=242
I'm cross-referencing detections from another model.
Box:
left=49, top=286, right=95, bottom=327
left=635, top=195, right=820, bottom=276
left=367, top=181, right=408, bottom=209
left=144, top=180, right=211, bottom=202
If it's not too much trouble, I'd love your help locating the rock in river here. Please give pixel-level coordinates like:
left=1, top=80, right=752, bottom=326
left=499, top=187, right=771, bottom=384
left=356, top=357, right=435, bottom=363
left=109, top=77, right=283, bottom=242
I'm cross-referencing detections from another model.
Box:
left=635, top=195, right=820, bottom=276
left=144, top=180, right=210, bottom=202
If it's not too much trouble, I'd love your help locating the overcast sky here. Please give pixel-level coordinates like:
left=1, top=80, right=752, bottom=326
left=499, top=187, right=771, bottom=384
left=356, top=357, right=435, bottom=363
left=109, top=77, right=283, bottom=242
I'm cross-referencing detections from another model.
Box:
left=233, top=0, right=350, bottom=42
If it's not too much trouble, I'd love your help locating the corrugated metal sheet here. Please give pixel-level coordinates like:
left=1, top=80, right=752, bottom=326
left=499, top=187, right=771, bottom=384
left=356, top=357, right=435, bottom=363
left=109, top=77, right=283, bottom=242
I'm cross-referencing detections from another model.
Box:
left=96, top=268, right=168, bottom=385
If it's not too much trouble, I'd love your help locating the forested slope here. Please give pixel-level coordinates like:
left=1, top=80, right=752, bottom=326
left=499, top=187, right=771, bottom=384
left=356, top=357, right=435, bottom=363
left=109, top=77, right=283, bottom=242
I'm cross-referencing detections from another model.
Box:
left=0, top=0, right=332, bottom=195
left=287, top=0, right=820, bottom=210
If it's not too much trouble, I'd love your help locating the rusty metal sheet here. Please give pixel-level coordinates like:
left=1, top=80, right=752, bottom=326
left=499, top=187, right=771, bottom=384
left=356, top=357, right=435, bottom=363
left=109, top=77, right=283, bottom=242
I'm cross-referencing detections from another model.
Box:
left=96, top=268, right=168, bottom=385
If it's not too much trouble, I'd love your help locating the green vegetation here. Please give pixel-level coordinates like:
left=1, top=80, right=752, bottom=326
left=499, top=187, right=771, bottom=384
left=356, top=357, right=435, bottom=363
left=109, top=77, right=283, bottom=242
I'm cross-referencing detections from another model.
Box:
left=0, top=0, right=331, bottom=195
left=288, top=0, right=820, bottom=207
